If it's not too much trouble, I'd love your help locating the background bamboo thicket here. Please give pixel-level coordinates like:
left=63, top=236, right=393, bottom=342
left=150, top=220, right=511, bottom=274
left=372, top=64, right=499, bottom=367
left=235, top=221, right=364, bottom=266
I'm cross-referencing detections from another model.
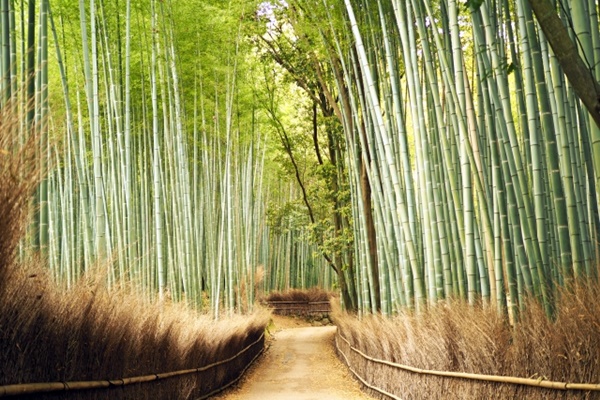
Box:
left=2, top=0, right=600, bottom=316
left=289, top=0, right=600, bottom=316
left=0, top=0, right=332, bottom=314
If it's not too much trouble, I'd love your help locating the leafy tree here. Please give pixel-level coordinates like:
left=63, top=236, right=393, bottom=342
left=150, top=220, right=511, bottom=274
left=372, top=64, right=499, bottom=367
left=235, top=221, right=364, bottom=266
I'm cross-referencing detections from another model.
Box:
left=249, top=0, right=367, bottom=310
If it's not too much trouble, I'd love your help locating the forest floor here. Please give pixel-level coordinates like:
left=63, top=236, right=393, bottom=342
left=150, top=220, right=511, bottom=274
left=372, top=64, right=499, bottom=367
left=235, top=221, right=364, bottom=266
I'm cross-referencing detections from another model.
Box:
left=213, top=315, right=375, bottom=400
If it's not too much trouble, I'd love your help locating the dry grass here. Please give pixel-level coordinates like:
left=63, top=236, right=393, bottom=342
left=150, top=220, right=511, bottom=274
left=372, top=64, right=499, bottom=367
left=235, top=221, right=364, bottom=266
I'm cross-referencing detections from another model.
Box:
left=0, top=109, right=270, bottom=399
left=333, top=290, right=600, bottom=400
left=0, top=105, right=38, bottom=276
left=0, top=265, right=270, bottom=399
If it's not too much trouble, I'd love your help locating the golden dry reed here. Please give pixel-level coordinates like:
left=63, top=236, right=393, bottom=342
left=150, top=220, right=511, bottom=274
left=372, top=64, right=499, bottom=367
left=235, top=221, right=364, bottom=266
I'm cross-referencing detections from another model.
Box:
left=0, top=109, right=270, bottom=399
left=333, top=292, right=600, bottom=400
left=264, top=287, right=332, bottom=303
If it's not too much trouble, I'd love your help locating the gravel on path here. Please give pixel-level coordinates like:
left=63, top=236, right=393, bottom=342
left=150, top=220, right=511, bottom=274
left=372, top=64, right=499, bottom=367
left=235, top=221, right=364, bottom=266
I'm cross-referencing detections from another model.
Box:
left=212, top=316, right=375, bottom=400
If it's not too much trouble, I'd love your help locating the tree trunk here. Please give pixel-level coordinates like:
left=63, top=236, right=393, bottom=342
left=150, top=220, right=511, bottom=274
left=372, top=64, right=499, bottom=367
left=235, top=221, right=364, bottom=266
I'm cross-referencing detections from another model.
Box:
left=334, top=263, right=355, bottom=311
left=360, top=151, right=381, bottom=311
left=528, top=0, right=600, bottom=128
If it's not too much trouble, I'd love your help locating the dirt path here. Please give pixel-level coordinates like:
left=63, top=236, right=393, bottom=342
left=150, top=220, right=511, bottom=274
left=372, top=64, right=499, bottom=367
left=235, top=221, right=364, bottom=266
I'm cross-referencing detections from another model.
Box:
left=213, top=316, right=375, bottom=400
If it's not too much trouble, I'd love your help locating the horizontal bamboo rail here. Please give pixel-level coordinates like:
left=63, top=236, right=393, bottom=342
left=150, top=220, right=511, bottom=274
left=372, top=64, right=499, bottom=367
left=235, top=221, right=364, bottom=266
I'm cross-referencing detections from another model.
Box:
left=336, top=334, right=403, bottom=400
left=335, top=330, right=600, bottom=394
left=196, top=338, right=265, bottom=400
left=0, top=332, right=264, bottom=397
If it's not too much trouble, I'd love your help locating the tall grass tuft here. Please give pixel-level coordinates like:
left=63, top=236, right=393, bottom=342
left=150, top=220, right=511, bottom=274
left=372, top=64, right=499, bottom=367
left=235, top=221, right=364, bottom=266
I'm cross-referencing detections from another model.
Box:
left=0, top=110, right=270, bottom=399
left=0, top=106, right=38, bottom=275
left=333, top=289, right=600, bottom=399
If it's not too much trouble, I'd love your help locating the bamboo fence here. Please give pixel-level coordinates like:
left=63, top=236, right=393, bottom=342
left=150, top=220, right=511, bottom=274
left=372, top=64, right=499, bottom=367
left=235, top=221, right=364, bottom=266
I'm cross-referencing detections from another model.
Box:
left=335, top=330, right=600, bottom=396
left=0, top=333, right=265, bottom=398
left=266, top=300, right=332, bottom=316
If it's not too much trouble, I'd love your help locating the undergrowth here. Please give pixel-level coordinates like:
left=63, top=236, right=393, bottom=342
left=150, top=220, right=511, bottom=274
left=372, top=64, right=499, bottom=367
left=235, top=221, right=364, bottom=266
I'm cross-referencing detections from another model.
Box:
left=0, top=109, right=270, bottom=399
left=333, top=290, right=600, bottom=399
left=0, top=265, right=270, bottom=399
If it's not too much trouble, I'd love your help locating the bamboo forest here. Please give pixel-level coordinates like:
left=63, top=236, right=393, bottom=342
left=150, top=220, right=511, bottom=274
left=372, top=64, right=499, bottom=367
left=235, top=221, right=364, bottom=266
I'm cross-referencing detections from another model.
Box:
left=1, top=0, right=600, bottom=399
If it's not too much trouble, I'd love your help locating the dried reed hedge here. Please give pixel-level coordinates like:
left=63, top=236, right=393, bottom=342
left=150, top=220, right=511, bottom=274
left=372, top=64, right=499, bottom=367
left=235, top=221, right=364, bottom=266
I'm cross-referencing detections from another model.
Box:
left=0, top=106, right=38, bottom=276
left=333, top=292, right=600, bottom=400
left=262, top=288, right=333, bottom=317
left=0, top=266, right=270, bottom=399
left=264, top=288, right=332, bottom=303
left=0, top=110, right=270, bottom=399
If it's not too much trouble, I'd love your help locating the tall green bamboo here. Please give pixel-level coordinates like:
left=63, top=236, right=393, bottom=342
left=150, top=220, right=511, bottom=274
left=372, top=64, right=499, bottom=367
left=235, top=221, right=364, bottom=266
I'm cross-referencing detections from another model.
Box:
left=303, top=0, right=600, bottom=315
left=0, top=0, right=294, bottom=316
left=1, top=0, right=10, bottom=102
left=7, top=0, right=598, bottom=319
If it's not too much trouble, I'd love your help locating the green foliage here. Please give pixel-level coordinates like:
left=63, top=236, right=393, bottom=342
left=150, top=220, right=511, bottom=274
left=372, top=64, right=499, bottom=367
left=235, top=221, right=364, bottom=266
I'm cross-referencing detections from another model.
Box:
left=266, top=199, right=308, bottom=234
left=13, top=0, right=598, bottom=320
left=464, top=0, right=484, bottom=11
left=506, top=62, right=515, bottom=75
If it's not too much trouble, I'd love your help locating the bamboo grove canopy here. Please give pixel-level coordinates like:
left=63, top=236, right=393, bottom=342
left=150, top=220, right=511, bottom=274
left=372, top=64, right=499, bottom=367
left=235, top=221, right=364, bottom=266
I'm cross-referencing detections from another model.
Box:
left=1, top=0, right=599, bottom=317
left=256, top=0, right=600, bottom=316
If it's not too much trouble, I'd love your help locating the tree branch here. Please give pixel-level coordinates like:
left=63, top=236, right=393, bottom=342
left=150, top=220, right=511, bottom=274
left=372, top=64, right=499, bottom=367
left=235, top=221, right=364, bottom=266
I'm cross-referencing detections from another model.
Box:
left=528, top=0, right=600, bottom=129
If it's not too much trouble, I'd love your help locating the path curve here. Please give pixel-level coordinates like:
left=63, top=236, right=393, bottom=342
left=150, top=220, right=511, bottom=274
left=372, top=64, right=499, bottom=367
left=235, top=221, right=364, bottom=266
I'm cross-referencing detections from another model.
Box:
left=213, top=321, right=374, bottom=400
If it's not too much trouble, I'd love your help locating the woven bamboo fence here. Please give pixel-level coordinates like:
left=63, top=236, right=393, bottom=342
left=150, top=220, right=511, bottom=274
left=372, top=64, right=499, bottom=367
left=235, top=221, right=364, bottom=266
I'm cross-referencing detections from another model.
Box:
left=335, top=330, right=600, bottom=398
left=0, top=332, right=265, bottom=398
left=266, top=300, right=331, bottom=316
